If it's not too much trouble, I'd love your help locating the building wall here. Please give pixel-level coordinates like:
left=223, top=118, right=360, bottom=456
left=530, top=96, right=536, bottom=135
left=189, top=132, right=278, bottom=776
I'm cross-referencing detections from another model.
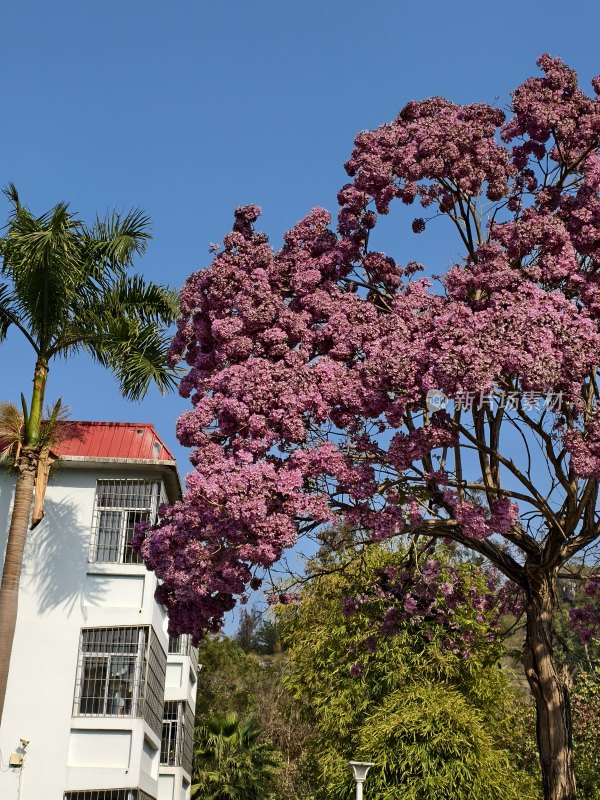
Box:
left=0, top=464, right=195, bottom=800
left=160, top=641, right=197, bottom=800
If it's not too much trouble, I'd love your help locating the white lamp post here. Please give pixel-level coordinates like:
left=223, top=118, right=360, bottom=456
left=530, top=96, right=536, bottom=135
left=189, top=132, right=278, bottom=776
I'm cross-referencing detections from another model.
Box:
left=348, top=760, right=374, bottom=800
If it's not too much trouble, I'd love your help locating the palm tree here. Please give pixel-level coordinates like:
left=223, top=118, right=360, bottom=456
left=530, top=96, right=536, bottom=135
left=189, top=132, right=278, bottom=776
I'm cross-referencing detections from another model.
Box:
left=0, top=185, right=179, bottom=722
left=0, top=400, right=70, bottom=524
left=192, top=712, right=280, bottom=800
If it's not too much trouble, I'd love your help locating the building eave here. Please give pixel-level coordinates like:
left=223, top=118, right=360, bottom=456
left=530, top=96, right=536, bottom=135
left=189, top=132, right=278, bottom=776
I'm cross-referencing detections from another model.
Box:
left=56, top=454, right=183, bottom=502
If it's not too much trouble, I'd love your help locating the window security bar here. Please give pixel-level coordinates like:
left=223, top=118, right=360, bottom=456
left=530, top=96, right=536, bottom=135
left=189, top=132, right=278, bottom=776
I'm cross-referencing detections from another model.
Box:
left=160, top=701, right=184, bottom=766
left=89, top=479, right=166, bottom=565
left=64, top=791, right=156, bottom=800
left=72, top=626, right=166, bottom=738
left=168, top=634, right=192, bottom=655
left=160, top=700, right=194, bottom=774
left=168, top=634, right=199, bottom=671
left=73, top=627, right=146, bottom=718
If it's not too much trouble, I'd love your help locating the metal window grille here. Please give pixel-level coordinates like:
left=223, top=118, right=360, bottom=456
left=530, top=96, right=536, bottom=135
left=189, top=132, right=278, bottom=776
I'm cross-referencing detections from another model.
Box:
left=64, top=791, right=156, bottom=800
left=168, top=634, right=199, bottom=671
left=160, top=701, right=183, bottom=766
left=190, top=643, right=198, bottom=673
left=182, top=701, right=194, bottom=775
left=145, top=628, right=167, bottom=737
left=73, top=628, right=146, bottom=718
left=89, top=479, right=165, bottom=564
left=160, top=701, right=194, bottom=774
left=72, top=627, right=166, bottom=737
left=168, top=634, right=192, bottom=655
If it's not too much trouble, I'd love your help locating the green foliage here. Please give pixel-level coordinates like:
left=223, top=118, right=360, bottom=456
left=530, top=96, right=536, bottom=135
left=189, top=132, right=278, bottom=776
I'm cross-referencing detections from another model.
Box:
left=235, top=608, right=261, bottom=653
left=278, top=543, right=541, bottom=800
left=321, top=685, right=529, bottom=800
left=253, top=617, right=280, bottom=655
left=572, top=666, right=600, bottom=799
left=192, top=712, right=280, bottom=800
left=195, top=635, right=314, bottom=799
left=235, top=607, right=281, bottom=655
left=0, top=186, right=178, bottom=404
left=553, top=573, right=600, bottom=674
left=196, top=635, right=261, bottom=718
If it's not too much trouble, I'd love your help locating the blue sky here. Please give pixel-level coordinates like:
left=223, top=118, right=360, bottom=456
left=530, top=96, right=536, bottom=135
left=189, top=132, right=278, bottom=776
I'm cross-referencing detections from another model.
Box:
left=2, top=0, right=599, bottom=473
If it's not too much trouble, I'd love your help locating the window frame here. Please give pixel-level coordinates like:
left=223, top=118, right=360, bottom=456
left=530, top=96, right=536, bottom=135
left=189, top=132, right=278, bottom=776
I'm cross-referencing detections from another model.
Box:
left=89, top=479, right=165, bottom=565
left=160, top=700, right=194, bottom=774
left=64, top=790, right=157, bottom=800
left=72, top=626, right=166, bottom=737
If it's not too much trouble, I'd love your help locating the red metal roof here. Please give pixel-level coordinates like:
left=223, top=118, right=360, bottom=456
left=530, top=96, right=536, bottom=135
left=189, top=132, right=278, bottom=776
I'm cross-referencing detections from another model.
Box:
left=56, top=421, right=176, bottom=462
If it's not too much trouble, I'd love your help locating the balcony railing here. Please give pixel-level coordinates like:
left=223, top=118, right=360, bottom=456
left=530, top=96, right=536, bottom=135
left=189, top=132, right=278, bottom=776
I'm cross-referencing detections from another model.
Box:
left=168, top=634, right=198, bottom=672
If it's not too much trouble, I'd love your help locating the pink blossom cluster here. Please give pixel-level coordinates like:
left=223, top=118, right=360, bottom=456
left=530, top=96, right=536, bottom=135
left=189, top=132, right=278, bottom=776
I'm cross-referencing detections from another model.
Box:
left=344, top=97, right=512, bottom=219
left=137, top=56, right=600, bottom=639
left=440, top=493, right=520, bottom=540
left=564, top=409, right=600, bottom=479
left=339, top=553, right=507, bottom=661
left=501, top=54, right=600, bottom=169
left=569, top=575, right=600, bottom=644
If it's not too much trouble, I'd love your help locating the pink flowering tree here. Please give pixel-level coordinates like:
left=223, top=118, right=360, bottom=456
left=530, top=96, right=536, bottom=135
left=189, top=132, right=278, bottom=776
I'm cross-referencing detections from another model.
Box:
left=137, top=56, right=600, bottom=800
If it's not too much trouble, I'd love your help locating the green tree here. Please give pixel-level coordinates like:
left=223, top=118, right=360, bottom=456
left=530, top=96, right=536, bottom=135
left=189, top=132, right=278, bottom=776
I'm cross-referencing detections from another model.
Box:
left=249, top=656, right=315, bottom=799
left=192, top=712, right=280, bottom=800
left=234, top=607, right=281, bottom=655
left=278, top=543, right=541, bottom=800
left=0, top=186, right=178, bottom=721
left=571, top=666, right=600, bottom=799
left=553, top=571, right=600, bottom=675
left=235, top=608, right=261, bottom=653
left=253, top=617, right=281, bottom=655
left=196, top=635, right=261, bottom=718
left=195, top=634, right=311, bottom=799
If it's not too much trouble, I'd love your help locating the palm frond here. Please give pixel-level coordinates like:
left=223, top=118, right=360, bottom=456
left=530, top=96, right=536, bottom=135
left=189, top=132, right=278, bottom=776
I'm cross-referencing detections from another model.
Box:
left=2, top=183, right=21, bottom=210
left=38, top=399, right=71, bottom=450
left=0, top=283, right=16, bottom=341
left=0, top=399, right=70, bottom=461
left=92, top=275, right=179, bottom=324
left=0, top=402, right=24, bottom=462
left=83, top=208, right=151, bottom=272
left=81, top=317, right=179, bottom=399
left=0, top=189, right=176, bottom=408
left=50, top=270, right=179, bottom=397
left=0, top=190, right=84, bottom=345
left=192, top=713, right=279, bottom=800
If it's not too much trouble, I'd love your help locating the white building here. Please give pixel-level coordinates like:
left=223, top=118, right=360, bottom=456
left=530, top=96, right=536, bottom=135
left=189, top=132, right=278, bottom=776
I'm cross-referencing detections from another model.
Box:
left=0, top=422, right=197, bottom=800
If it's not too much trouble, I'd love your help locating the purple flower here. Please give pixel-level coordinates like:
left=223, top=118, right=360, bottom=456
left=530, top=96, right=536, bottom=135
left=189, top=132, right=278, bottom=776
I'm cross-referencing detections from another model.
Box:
left=349, top=662, right=365, bottom=678
left=403, top=595, right=418, bottom=613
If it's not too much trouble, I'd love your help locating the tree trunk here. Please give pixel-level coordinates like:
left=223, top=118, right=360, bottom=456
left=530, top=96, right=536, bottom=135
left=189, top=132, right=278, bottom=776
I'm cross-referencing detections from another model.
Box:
left=0, top=358, right=48, bottom=724
left=524, top=565, right=577, bottom=800
left=25, top=359, right=48, bottom=445
left=0, top=449, right=37, bottom=723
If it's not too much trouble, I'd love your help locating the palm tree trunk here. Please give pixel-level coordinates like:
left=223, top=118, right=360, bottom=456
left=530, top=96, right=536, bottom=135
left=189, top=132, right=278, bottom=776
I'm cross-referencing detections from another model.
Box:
left=524, top=565, right=577, bottom=800
left=25, top=359, right=48, bottom=444
left=0, top=359, right=47, bottom=724
left=0, top=448, right=37, bottom=722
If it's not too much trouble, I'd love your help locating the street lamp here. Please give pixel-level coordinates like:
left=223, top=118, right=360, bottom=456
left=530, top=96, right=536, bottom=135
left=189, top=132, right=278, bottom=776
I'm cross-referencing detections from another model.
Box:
left=348, top=760, right=374, bottom=800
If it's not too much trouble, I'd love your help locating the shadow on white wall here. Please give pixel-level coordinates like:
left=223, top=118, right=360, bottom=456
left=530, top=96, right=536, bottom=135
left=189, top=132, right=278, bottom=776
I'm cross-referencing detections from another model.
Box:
left=30, top=496, right=106, bottom=614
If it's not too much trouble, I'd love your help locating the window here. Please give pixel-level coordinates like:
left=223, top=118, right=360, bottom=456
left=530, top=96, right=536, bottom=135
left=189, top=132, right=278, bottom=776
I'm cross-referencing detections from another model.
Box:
left=90, top=479, right=165, bottom=564
left=64, top=791, right=156, bottom=800
left=73, top=627, right=166, bottom=737
left=75, top=628, right=144, bottom=717
left=160, top=701, right=194, bottom=775
left=168, top=634, right=192, bottom=655
left=168, top=634, right=199, bottom=672
left=160, top=701, right=183, bottom=765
